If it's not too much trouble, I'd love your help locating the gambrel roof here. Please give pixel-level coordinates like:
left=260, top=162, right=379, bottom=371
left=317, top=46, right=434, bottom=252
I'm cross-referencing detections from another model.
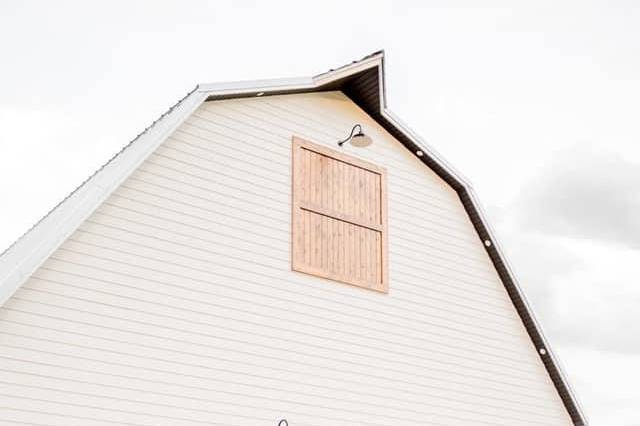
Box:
left=0, top=50, right=587, bottom=425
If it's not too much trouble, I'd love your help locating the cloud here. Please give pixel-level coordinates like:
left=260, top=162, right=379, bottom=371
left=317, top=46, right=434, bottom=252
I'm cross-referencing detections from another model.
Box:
left=544, top=241, right=640, bottom=355
left=496, top=144, right=640, bottom=357
left=515, top=144, right=640, bottom=249
left=499, top=227, right=640, bottom=355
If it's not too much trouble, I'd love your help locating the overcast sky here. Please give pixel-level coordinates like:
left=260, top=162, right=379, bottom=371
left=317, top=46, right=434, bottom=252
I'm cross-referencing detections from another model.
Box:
left=1, top=1, right=639, bottom=424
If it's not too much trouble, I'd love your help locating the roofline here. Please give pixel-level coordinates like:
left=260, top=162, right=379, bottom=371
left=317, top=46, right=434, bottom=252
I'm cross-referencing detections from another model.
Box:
left=0, top=50, right=587, bottom=425
left=463, top=187, right=588, bottom=421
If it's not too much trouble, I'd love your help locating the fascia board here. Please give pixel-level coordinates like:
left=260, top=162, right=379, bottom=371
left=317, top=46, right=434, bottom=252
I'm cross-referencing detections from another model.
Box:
left=197, top=77, right=315, bottom=96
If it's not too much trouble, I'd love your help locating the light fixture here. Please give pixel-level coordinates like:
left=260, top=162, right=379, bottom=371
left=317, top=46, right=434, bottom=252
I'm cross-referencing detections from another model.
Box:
left=256, top=92, right=265, bottom=97
left=337, top=124, right=372, bottom=148
left=416, top=150, right=423, bottom=157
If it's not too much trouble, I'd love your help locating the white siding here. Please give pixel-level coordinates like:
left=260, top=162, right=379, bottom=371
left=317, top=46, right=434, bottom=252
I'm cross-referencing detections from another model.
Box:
left=0, top=92, right=573, bottom=426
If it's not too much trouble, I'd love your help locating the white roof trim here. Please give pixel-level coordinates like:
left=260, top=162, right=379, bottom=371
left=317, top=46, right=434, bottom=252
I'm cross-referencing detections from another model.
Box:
left=0, top=51, right=586, bottom=425
left=0, top=88, right=208, bottom=306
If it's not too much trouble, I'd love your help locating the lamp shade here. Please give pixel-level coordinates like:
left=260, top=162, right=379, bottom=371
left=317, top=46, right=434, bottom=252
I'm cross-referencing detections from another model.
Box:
left=350, top=132, right=373, bottom=147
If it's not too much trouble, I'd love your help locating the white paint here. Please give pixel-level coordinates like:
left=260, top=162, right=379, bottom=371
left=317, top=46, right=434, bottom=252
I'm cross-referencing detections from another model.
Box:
left=0, top=92, right=574, bottom=425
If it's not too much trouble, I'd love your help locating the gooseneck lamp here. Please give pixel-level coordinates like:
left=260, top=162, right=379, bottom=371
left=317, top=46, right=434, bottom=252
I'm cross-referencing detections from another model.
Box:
left=337, top=124, right=373, bottom=148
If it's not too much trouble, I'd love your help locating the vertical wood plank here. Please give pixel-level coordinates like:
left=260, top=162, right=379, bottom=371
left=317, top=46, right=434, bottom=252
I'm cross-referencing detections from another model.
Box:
left=380, top=167, right=389, bottom=292
left=303, top=149, right=311, bottom=266
left=291, top=139, right=300, bottom=271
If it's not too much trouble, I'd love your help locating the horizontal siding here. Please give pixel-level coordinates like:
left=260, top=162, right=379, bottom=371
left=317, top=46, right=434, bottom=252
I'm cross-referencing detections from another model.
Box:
left=0, top=92, right=572, bottom=425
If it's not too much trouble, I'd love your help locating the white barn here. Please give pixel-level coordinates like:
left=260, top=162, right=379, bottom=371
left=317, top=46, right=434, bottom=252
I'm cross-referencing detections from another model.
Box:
left=0, top=51, right=586, bottom=426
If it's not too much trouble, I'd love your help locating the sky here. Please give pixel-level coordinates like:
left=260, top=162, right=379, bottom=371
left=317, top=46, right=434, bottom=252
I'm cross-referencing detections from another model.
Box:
left=1, top=1, right=639, bottom=424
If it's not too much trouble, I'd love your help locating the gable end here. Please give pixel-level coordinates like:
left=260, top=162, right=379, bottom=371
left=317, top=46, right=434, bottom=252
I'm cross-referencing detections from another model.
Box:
left=0, top=51, right=586, bottom=425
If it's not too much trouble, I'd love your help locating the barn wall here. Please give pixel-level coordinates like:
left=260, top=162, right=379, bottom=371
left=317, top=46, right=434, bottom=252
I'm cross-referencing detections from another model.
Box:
left=0, top=91, right=573, bottom=426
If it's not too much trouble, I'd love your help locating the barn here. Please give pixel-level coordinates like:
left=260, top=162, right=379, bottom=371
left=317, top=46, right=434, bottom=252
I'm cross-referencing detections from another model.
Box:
left=0, top=51, right=586, bottom=425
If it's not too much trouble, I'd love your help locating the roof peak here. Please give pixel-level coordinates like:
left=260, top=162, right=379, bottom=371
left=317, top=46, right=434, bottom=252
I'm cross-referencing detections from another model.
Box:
left=196, top=50, right=385, bottom=97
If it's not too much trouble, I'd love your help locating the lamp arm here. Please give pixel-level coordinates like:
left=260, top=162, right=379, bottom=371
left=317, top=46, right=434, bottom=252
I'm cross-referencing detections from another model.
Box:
left=337, top=124, right=363, bottom=146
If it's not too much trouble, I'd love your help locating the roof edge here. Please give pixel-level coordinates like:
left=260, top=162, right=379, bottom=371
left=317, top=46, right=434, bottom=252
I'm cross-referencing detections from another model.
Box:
left=462, top=186, right=588, bottom=424
left=0, top=87, right=208, bottom=306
